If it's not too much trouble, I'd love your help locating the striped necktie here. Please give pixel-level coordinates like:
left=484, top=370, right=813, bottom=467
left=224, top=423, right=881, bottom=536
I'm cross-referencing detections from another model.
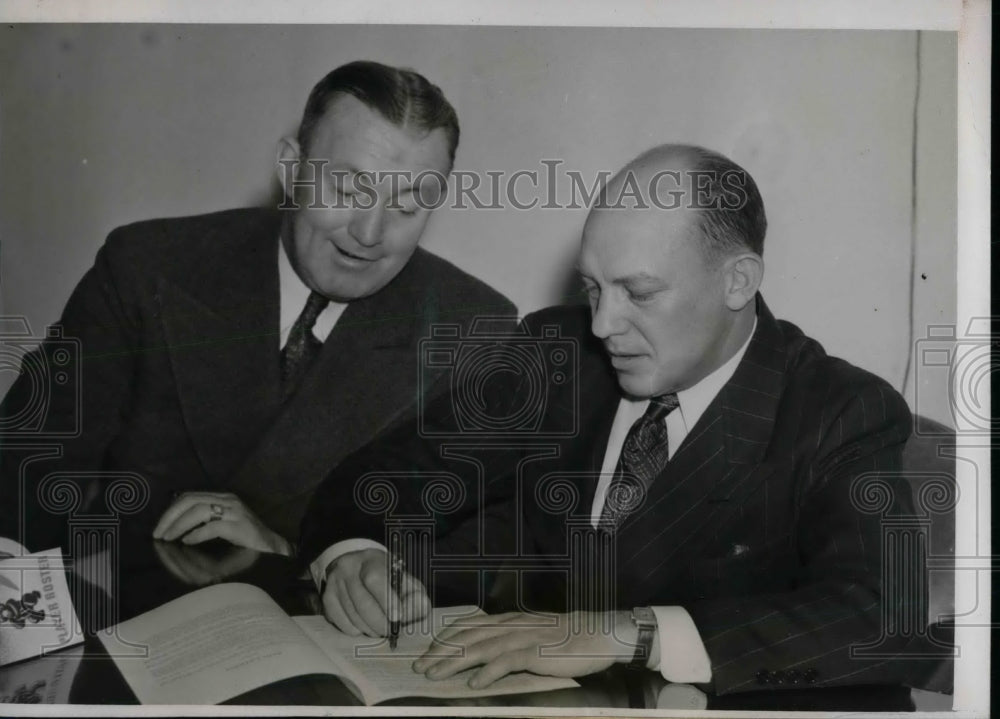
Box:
left=600, top=393, right=680, bottom=532
left=280, top=291, right=328, bottom=401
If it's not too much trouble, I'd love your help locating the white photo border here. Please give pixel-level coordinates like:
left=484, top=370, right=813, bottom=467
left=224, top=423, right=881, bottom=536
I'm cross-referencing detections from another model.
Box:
left=0, top=1, right=988, bottom=717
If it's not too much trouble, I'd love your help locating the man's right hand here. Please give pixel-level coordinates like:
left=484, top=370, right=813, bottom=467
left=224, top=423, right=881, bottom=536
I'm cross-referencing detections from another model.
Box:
left=320, top=548, right=430, bottom=637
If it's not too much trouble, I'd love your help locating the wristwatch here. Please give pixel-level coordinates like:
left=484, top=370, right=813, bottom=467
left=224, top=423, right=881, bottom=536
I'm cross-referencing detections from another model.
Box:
left=628, top=606, right=657, bottom=669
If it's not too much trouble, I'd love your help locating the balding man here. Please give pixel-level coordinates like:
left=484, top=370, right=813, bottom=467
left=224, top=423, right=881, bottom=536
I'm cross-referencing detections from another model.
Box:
left=300, top=144, right=919, bottom=696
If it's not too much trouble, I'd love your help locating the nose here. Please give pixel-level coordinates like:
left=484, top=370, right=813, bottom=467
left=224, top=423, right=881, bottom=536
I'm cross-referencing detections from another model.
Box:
left=590, top=294, right=626, bottom=340
left=348, top=204, right=386, bottom=247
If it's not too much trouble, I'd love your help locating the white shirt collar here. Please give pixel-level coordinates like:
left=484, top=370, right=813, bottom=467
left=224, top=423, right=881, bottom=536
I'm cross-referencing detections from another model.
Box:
left=277, top=239, right=348, bottom=348
left=591, top=315, right=760, bottom=527
left=674, top=316, right=758, bottom=433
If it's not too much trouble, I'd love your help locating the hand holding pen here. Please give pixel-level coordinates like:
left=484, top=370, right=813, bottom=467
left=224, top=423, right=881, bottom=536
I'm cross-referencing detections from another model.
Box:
left=317, top=546, right=430, bottom=639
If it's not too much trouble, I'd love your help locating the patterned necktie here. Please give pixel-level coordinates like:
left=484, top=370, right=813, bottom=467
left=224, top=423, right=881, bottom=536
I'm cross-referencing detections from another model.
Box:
left=280, top=291, right=329, bottom=401
left=600, top=393, right=680, bottom=532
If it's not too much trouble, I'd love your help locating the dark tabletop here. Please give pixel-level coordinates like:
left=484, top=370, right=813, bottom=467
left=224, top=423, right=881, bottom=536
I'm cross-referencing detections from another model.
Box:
left=0, top=528, right=920, bottom=711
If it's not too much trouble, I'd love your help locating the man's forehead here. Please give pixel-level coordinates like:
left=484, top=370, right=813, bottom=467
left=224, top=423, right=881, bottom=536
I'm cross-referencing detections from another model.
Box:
left=584, top=199, right=695, bottom=244
left=580, top=201, right=698, bottom=275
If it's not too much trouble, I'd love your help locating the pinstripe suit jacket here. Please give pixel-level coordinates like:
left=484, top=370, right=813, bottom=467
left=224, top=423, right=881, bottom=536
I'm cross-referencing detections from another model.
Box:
left=300, top=295, right=918, bottom=694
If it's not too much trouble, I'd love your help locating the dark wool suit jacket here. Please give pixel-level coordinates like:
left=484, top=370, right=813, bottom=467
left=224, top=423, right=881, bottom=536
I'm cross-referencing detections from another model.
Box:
left=0, top=207, right=516, bottom=549
left=301, top=296, right=922, bottom=695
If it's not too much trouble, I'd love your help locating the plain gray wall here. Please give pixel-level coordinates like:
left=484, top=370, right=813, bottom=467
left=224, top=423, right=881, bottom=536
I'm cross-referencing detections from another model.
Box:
left=0, top=25, right=957, bottom=425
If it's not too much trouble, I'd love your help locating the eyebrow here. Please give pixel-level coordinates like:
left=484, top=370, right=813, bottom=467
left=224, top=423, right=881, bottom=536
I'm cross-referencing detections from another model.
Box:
left=575, top=268, right=663, bottom=285
left=612, top=272, right=662, bottom=285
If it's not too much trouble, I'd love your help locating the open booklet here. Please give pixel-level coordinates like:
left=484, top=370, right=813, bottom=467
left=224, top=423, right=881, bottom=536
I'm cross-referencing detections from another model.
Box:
left=99, top=582, right=577, bottom=705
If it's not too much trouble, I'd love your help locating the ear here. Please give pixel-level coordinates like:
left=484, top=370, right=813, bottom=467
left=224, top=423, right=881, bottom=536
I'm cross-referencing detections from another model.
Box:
left=275, top=136, right=302, bottom=198
left=723, top=253, right=764, bottom=310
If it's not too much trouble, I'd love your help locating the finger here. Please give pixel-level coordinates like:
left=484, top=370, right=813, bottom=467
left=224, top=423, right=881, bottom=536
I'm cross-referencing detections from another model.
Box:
left=398, top=571, right=432, bottom=621
left=397, top=570, right=428, bottom=598
left=336, top=578, right=375, bottom=636
left=153, top=494, right=203, bottom=538
left=423, top=641, right=490, bottom=680
left=399, top=586, right=431, bottom=624
left=424, top=632, right=537, bottom=681
left=349, top=570, right=390, bottom=636
left=418, top=621, right=541, bottom=677
left=161, top=502, right=220, bottom=541
left=179, top=520, right=229, bottom=545
left=154, top=492, right=242, bottom=538
left=412, top=641, right=466, bottom=674
left=161, top=503, right=218, bottom=541
left=469, top=648, right=535, bottom=689
left=414, top=626, right=509, bottom=672
left=363, top=568, right=430, bottom=626
left=181, top=517, right=258, bottom=549
left=355, top=560, right=394, bottom=624
left=321, top=582, right=361, bottom=636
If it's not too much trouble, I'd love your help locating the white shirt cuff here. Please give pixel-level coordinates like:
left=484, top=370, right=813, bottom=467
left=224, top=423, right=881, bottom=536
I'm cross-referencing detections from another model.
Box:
left=656, top=683, right=709, bottom=710
left=650, top=606, right=713, bottom=683
left=309, top=538, right=387, bottom=591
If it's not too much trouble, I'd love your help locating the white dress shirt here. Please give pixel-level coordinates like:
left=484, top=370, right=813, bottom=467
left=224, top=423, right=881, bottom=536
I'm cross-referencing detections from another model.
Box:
left=277, top=240, right=348, bottom=348
left=312, top=317, right=757, bottom=685
left=591, top=318, right=756, bottom=682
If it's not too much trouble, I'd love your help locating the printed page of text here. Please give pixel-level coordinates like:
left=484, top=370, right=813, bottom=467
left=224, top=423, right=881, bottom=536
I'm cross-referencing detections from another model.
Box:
left=294, top=607, right=577, bottom=704
left=101, top=583, right=333, bottom=704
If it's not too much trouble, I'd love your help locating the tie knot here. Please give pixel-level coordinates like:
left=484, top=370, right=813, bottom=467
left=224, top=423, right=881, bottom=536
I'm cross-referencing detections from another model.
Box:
left=301, top=291, right=329, bottom=327
left=644, top=393, right=679, bottom=422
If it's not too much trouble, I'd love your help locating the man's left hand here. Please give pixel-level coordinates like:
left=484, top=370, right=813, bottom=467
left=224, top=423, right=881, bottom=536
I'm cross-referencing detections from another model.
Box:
left=152, top=491, right=293, bottom=556
left=413, top=610, right=638, bottom=688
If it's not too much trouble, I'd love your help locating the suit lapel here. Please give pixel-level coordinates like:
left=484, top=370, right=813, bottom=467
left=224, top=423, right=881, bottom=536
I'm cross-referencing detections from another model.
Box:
left=613, top=296, right=791, bottom=602
left=225, top=262, right=424, bottom=535
left=157, top=214, right=282, bottom=483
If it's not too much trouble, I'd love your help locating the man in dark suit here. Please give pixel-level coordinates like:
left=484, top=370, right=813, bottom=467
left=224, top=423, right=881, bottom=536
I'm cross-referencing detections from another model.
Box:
left=299, top=144, right=920, bottom=695
left=0, top=61, right=515, bottom=556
